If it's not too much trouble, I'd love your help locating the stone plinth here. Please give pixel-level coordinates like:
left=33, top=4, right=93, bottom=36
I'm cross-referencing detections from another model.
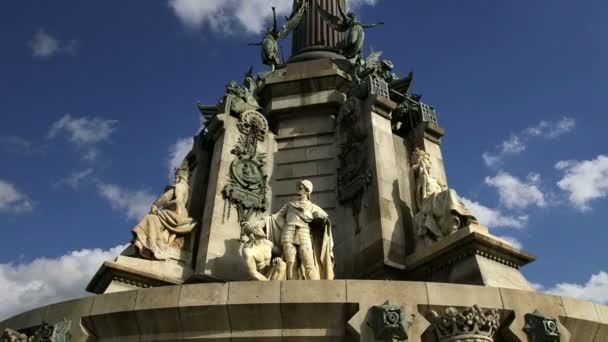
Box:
left=2, top=280, right=607, bottom=342
left=403, top=225, right=536, bottom=291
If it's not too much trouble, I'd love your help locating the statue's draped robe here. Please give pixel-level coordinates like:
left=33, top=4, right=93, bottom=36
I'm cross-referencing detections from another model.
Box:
left=132, top=182, right=196, bottom=260
left=345, top=23, right=364, bottom=57
left=413, top=161, right=477, bottom=241
left=263, top=200, right=335, bottom=280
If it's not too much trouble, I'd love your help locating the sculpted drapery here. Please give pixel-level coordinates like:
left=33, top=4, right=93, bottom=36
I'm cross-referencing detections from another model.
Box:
left=132, top=165, right=196, bottom=260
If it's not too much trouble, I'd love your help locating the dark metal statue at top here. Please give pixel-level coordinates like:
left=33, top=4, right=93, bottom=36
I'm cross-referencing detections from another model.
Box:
left=317, top=1, right=384, bottom=58
left=249, top=3, right=309, bottom=71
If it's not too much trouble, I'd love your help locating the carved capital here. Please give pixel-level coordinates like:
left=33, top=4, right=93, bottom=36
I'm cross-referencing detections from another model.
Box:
left=430, top=305, right=500, bottom=342
left=368, top=301, right=414, bottom=341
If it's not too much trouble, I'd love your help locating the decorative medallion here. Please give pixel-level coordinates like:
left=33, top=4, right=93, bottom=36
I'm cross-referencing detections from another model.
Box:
left=523, top=310, right=560, bottom=342
left=337, top=97, right=371, bottom=233
left=368, top=301, right=414, bottom=341
left=430, top=305, right=500, bottom=342
left=223, top=110, right=269, bottom=222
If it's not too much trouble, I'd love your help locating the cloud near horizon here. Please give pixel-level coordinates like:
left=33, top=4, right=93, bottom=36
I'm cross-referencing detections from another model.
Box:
left=0, top=244, right=127, bottom=321
left=29, top=29, right=77, bottom=59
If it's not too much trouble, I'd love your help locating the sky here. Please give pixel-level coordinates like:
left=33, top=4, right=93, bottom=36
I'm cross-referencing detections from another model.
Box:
left=1, top=0, right=607, bottom=320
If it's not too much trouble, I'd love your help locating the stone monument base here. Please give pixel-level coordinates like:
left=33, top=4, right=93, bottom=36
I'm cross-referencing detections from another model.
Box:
left=2, top=280, right=607, bottom=342
left=86, top=255, right=192, bottom=294
left=403, top=225, right=536, bottom=291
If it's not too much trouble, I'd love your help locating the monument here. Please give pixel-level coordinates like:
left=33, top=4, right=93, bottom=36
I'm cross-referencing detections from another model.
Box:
left=2, top=1, right=607, bottom=341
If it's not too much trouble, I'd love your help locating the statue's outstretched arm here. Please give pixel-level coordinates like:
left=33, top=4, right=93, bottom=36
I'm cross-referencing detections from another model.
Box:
left=151, top=187, right=173, bottom=213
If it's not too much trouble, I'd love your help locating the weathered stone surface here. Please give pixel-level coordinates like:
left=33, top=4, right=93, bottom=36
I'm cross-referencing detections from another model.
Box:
left=228, top=281, right=282, bottom=339
left=427, top=282, right=503, bottom=309
left=44, top=297, right=94, bottom=341
left=179, top=283, right=230, bottom=337
left=134, top=286, right=181, bottom=335
left=83, top=289, right=139, bottom=338
left=561, top=296, right=601, bottom=341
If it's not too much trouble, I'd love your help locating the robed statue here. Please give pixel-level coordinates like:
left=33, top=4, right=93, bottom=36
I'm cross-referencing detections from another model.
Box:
left=317, top=1, right=384, bottom=58
left=132, top=161, right=196, bottom=260
left=249, top=3, right=309, bottom=71
left=242, top=180, right=335, bottom=280
left=412, top=149, right=478, bottom=251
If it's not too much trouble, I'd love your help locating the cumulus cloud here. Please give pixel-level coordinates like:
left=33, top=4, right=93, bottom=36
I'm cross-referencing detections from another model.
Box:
left=545, top=271, right=608, bottom=304
left=48, top=115, right=117, bottom=161
left=97, top=183, right=156, bottom=221
left=28, top=29, right=77, bottom=59
left=461, top=197, right=528, bottom=229
left=168, top=0, right=380, bottom=33
left=483, top=117, right=576, bottom=167
left=555, top=155, right=608, bottom=211
left=0, top=180, right=34, bottom=214
left=485, top=172, right=546, bottom=210
left=168, top=137, right=193, bottom=181
left=0, top=244, right=127, bottom=320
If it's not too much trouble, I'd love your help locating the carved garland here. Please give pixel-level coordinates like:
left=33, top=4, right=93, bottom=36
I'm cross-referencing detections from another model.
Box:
left=1, top=319, right=72, bottom=342
left=337, top=97, right=371, bottom=233
left=223, top=110, right=269, bottom=223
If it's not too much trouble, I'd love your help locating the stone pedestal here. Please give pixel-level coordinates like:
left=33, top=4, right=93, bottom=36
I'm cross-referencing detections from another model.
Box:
left=403, top=225, right=536, bottom=291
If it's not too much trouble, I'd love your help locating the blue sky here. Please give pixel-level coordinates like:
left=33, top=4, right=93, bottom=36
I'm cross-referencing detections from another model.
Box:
left=1, top=0, right=607, bottom=319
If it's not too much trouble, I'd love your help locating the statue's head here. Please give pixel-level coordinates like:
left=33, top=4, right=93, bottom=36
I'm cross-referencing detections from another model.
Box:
left=174, top=165, right=189, bottom=184
left=412, top=148, right=431, bottom=166
left=296, top=180, right=313, bottom=200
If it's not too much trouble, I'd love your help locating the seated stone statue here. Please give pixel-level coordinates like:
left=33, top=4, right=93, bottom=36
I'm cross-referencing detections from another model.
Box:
left=132, top=163, right=196, bottom=260
left=240, top=222, right=286, bottom=281
left=412, top=148, right=478, bottom=251
left=243, top=180, right=334, bottom=280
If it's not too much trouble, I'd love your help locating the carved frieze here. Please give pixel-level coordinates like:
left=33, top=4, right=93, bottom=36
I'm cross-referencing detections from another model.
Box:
left=1, top=319, right=71, bottom=342
left=368, top=301, right=414, bottom=341
left=430, top=305, right=500, bottom=342
left=523, top=310, right=560, bottom=342
left=223, top=110, right=269, bottom=222
left=337, top=97, right=371, bottom=233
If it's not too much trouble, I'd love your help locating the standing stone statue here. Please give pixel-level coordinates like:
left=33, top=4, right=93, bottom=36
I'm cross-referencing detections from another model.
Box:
left=240, top=221, right=286, bottom=281
left=317, top=1, right=384, bottom=58
left=132, top=161, right=196, bottom=260
left=249, top=3, right=309, bottom=71
left=243, top=180, right=335, bottom=280
left=411, top=149, right=478, bottom=251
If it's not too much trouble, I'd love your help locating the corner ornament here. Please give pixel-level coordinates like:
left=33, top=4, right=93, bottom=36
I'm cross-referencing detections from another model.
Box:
left=223, top=110, right=269, bottom=223
left=368, top=301, right=414, bottom=341
left=523, top=310, right=560, bottom=342
left=430, top=305, right=500, bottom=342
left=1, top=319, right=72, bottom=342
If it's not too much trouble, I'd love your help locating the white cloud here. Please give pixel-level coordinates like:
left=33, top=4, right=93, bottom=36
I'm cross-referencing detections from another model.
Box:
left=97, top=183, right=156, bottom=221
left=55, top=169, right=94, bottom=190
left=555, top=155, right=608, bottom=211
left=524, top=117, right=576, bottom=139
left=496, top=235, right=523, bottom=249
left=29, top=29, right=76, bottom=59
left=483, top=117, right=576, bottom=167
left=0, top=180, right=34, bottom=214
left=0, top=244, right=127, bottom=320
left=461, top=197, right=528, bottom=229
left=485, top=171, right=546, bottom=210
left=168, top=137, right=193, bottom=181
left=48, top=115, right=117, bottom=146
left=168, top=0, right=380, bottom=33
left=545, top=271, right=608, bottom=304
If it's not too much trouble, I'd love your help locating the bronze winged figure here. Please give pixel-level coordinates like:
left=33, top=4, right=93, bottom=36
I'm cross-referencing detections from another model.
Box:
left=316, top=1, right=384, bottom=58
left=249, top=2, right=309, bottom=71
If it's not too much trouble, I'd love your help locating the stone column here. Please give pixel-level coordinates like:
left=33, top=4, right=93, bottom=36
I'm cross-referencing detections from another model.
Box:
left=290, top=0, right=346, bottom=62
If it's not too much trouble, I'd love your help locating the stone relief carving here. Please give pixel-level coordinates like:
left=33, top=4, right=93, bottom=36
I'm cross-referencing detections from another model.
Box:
left=430, top=306, right=500, bottom=342
left=411, top=148, right=478, bottom=251
left=242, top=180, right=335, bottom=280
left=316, top=1, right=384, bottom=58
left=223, top=110, right=269, bottom=223
left=523, top=310, right=560, bottom=342
left=131, top=160, right=196, bottom=260
left=337, top=96, right=371, bottom=233
left=197, top=68, right=262, bottom=120
left=347, top=49, right=395, bottom=99
left=249, top=3, right=308, bottom=71
left=1, top=319, right=71, bottom=342
left=240, top=220, right=286, bottom=281
left=368, top=301, right=414, bottom=341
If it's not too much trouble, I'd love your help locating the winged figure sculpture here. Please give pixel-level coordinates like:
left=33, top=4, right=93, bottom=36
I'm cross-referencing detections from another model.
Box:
left=317, top=1, right=384, bottom=58
left=249, top=2, right=309, bottom=71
